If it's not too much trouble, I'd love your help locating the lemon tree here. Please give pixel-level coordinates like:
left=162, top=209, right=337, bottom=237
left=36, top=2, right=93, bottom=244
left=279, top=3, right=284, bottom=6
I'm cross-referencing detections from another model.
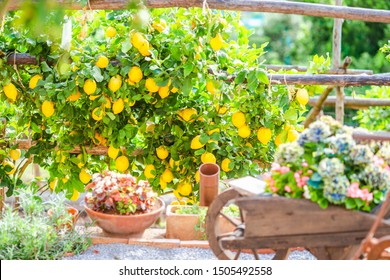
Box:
left=0, top=8, right=307, bottom=201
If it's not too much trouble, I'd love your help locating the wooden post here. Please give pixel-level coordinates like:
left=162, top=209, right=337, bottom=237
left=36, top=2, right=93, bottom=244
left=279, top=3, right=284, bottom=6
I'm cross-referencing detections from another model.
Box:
left=333, top=0, right=345, bottom=124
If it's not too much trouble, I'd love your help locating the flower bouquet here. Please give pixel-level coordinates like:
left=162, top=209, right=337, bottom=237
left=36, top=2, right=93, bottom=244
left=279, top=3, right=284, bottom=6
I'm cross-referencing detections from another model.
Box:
left=84, top=171, right=158, bottom=215
left=264, top=116, right=390, bottom=212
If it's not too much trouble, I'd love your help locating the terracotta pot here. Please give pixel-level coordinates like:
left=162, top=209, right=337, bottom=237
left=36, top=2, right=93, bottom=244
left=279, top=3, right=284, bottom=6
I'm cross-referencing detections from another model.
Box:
left=48, top=206, right=79, bottom=231
left=199, top=163, right=220, bottom=206
left=84, top=197, right=164, bottom=238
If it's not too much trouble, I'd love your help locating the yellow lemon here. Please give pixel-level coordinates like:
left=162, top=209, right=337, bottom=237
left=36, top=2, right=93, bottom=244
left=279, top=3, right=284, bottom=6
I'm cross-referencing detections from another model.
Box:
left=92, top=107, right=104, bottom=121
left=3, top=161, right=15, bottom=175
left=146, top=123, right=155, bottom=133
left=238, top=125, right=251, bottom=138
left=94, top=132, right=107, bottom=146
left=144, top=164, right=156, bottom=179
left=89, top=94, right=101, bottom=101
left=161, top=169, right=174, bottom=183
left=138, top=40, right=151, bottom=56
left=70, top=190, right=80, bottom=201
left=108, top=75, right=122, bottom=93
left=105, top=26, right=117, bottom=38
left=77, top=154, right=84, bottom=169
left=115, top=155, right=129, bottom=172
left=206, top=80, right=217, bottom=94
left=170, top=200, right=180, bottom=206
left=156, top=145, right=169, bottom=160
left=171, top=87, right=178, bottom=93
left=190, top=135, right=205, bottom=150
left=103, top=96, right=111, bottom=109
left=83, top=79, right=97, bottom=95
left=216, top=104, right=227, bottom=115
left=62, top=175, right=69, bottom=184
left=221, top=158, right=232, bottom=172
left=29, top=74, right=43, bottom=89
left=67, top=90, right=81, bottom=101
left=159, top=177, right=167, bottom=190
left=178, top=108, right=197, bottom=122
left=3, top=83, right=18, bottom=101
left=131, top=32, right=146, bottom=49
left=201, top=152, right=216, bottom=164
left=210, top=33, right=224, bottom=51
left=275, top=133, right=284, bottom=147
left=208, top=128, right=220, bottom=135
left=128, top=66, right=143, bottom=83
left=145, top=78, right=159, bottom=93
left=169, top=158, right=181, bottom=171
left=232, top=111, right=246, bottom=128
left=79, top=169, right=92, bottom=184
left=96, top=55, right=109, bottom=69
left=178, top=181, right=192, bottom=196
left=257, top=127, right=272, bottom=145
left=42, top=101, right=55, bottom=117
left=195, top=170, right=200, bottom=183
left=287, top=129, right=299, bottom=142
left=49, top=178, right=58, bottom=190
left=158, top=86, right=170, bottom=99
left=9, top=149, right=21, bottom=161
left=108, top=146, right=120, bottom=159
left=296, top=88, right=309, bottom=106
left=112, top=98, right=125, bottom=114
left=152, top=19, right=167, bottom=32
left=173, top=189, right=182, bottom=199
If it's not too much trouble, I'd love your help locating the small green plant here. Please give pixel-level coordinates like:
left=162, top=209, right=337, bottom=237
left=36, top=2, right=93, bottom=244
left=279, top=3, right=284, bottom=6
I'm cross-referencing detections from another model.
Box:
left=0, top=188, right=90, bottom=260
left=222, top=204, right=240, bottom=218
left=175, top=204, right=208, bottom=240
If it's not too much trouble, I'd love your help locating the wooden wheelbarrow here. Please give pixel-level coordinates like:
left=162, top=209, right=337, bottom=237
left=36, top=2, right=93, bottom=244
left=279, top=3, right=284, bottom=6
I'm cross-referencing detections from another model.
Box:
left=206, top=178, right=390, bottom=260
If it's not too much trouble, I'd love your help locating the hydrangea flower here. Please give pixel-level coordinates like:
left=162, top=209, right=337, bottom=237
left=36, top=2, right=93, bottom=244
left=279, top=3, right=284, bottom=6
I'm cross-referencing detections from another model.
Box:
left=274, top=142, right=304, bottom=165
left=350, top=144, right=374, bottom=165
left=318, top=158, right=345, bottom=179
left=323, top=176, right=350, bottom=204
left=326, top=133, right=355, bottom=154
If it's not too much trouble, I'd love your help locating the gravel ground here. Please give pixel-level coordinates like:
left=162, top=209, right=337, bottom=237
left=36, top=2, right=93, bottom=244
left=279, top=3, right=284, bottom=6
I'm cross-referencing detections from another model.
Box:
left=64, top=243, right=317, bottom=260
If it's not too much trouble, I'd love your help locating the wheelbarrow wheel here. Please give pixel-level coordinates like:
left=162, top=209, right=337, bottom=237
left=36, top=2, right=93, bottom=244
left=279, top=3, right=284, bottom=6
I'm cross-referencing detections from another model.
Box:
left=206, top=188, right=260, bottom=260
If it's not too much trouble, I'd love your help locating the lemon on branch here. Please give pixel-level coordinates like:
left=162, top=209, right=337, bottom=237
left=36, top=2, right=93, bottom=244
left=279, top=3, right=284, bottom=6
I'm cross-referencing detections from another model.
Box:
left=177, top=181, right=192, bottom=196
left=9, top=149, right=21, bottom=161
left=70, top=190, right=80, bottom=201
left=96, top=55, right=109, bottom=69
left=158, top=86, right=170, bottom=99
left=232, top=111, right=246, bottom=128
left=3, top=83, right=18, bottom=101
left=206, top=80, right=217, bottom=94
left=83, top=79, right=97, bottom=95
left=287, top=129, right=299, bottom=142
left=108, top=146, right=120, bottom=159
left=128, top=66, right=143, bottom=84
left=112, top=98, right=125, bottom=114
left=115, top=155, right=129, bottom=172
left=238, top=125, right=251, bottom=138
left=178, top=108, right=197, bottom=122
left=161, top=169, right=174, bottom=183
left=105, top=26, right=117, bottom=38
left=29, top=74, right=43, bottom=89
left=221, top=158, right=232, bottom=172
left=79, top=169, right=92, bottom=184
left=144, top=164, right=156, bottom=179
left=210, top=33, right=224, bottom=51
left=257, top=127, right=272, bottom=145
left=296, top=88, right=309, bottom=106
left=145, top=78, right=159, bottom=93
left=3, top=161, right=15, bottom=175
left=156, top=146, right=169, bottom=160
left=108, top=75, right=122, bottom=93
left=190, top=135, right=205, bottom=150
left=201, top=152, right=216, bottom=164
left=67, top=90, right=81, bottom=101
left=92, top=107, right=104, bottom=121
left=42, top=101, right=55, bottom=117
left=131, top=32, right=146, bottom=49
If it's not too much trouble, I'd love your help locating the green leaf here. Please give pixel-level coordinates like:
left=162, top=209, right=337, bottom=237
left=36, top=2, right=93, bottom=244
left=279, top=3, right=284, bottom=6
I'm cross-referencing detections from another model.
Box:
left=256, top=70, right=269, bottom=84
left=121, top=40, right=132, bottom=53
left=318, top=198, right=328, bottom=209
left=91, top=66, right=104, bottom=82
left=345, top=198, right=356, bottom=209
left=182, top=78, right=192, bottom=95
left=106, top=112, right=116, bottom=120
left=199, top=133, right=209, bottom=145
left=284, top=108, right=298, bottom=121
left=234, top=70, right=247, bottom=84
left=183, top=63, right=194, bottom=77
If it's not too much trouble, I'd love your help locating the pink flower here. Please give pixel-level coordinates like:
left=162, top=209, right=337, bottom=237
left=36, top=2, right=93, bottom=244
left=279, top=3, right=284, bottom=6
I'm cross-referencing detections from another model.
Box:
left=307, top=170, right=313, bottom=175
left=302, top=162, right=308, bottom=168
left=270, top=186, right=278, bottom=193
left=271, top=162, right=281, bottom=171
left=347, top=182, right=373, bottom=202
left=301, top=176, right=310, bottom=183
left=263, top=172, right=272, bottom=181
left=294, top=172, right=300, bottom=179
left=284, top=185, right=291, bottom=193
left=280, top=166, right=290, bottom=174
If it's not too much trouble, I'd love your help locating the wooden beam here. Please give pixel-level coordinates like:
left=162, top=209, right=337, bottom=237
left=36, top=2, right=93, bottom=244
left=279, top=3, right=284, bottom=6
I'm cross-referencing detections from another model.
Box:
left=352, top=130, right=390, bottom=142
left=333, top=0, right=344, bottom=124
left=6, top=0, right=390, bottom=23
left=304, top=86, right=334, bottom=128
left=268, top=74, right=390, bottom=86
left=308, top=97, right=390, bottom=109
left=264, top=64, right=373, bottom=75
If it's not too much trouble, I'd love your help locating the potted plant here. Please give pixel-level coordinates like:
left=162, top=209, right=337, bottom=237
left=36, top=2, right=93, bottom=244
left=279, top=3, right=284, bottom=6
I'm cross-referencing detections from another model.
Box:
left=84, top=170, right=164, bottom=238
left=263, top=116, right=390, bottom=212
left=166, top=203, right=239, bottom=240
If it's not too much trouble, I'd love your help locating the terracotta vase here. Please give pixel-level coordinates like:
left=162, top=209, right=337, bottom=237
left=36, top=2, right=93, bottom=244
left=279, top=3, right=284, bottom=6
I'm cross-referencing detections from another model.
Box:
left=84, top=197, right=164, bottom=238
left=48, top=206, right=79, bottom=231
left=199, top=163, right=220, bottom=206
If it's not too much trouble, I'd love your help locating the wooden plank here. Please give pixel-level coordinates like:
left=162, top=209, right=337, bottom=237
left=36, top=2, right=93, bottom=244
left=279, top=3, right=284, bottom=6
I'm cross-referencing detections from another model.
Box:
left=308, top=96, right=390, bottom=109
left=7, top=0, right=390, bottom=23
left=219, top=228, right=390, bottom=251
left=234, top=196, right=390, bottom=237
left=268, top=73, right=390, bottom=86
left=265, top=64, right=373, bottom=75
left=352, top=130, right=390, bottom=142
left=304, top=86, right=334, bottom=128
left=333, top=0, right=344, bottom=124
